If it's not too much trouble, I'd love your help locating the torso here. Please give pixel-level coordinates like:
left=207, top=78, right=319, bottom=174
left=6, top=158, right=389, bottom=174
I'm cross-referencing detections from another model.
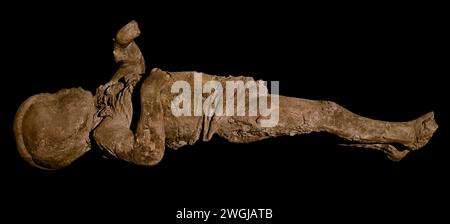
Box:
left=152, top=70, right=254, bottom=149
left=158, top=71, right=203, bottom=149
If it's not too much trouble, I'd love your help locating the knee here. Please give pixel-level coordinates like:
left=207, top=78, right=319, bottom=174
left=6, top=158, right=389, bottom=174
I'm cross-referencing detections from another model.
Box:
left=324, top=100, right=340, bottom=107
left=320, top=100, right=341, bottom=115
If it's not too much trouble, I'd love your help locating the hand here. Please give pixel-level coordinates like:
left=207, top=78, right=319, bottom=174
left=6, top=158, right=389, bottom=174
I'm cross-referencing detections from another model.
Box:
left=116, top=20, right=140, bottom=46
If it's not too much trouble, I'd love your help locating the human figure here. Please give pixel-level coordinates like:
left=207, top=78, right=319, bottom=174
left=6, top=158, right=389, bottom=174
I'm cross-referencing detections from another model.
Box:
left=14, top=21, right=438, bottom=170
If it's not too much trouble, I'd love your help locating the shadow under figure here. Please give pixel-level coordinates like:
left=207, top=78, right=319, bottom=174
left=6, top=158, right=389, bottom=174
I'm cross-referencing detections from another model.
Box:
left=14, top=20, right=439, bottom=170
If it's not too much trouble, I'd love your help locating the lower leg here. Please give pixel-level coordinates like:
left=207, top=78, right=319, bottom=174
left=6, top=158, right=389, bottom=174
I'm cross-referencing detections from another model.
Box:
left=216, top=96, right=438, bottom=161
left=314, top=100, right=438, bottom=150
left=283, top=97, right=438, bottom=160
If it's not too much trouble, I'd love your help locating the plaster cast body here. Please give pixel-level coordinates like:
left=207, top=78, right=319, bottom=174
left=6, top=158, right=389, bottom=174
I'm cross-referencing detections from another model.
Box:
left=14, top=21, right=438, bottom=169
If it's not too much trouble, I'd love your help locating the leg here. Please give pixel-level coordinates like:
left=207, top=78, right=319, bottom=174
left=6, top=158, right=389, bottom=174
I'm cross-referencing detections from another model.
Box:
left=216, top=96, right=438, bottom=161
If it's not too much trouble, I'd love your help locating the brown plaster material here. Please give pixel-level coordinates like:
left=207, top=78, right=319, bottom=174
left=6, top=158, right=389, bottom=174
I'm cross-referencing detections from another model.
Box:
left=13, top=21, right=438, bottom=169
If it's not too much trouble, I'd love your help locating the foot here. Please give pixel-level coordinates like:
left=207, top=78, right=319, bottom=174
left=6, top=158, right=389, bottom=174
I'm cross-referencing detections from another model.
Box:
left=340, top=143, right=410, bottom=161
left=405, top=112, right=438, bottom=151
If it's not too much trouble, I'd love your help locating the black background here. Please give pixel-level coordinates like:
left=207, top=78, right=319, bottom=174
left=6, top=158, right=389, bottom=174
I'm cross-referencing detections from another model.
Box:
left=1, top=2, right=448, bottom=222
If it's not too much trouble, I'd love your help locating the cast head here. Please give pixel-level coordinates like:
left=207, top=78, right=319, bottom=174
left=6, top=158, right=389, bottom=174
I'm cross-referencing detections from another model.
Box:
left=14, top=88, right=96, bottom=170
left=13, top=20, right=143, bottom=170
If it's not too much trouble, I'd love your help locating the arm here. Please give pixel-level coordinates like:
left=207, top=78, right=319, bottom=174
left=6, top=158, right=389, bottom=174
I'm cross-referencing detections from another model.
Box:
left=109, top=20, right=145, bottom=84
left=93, top=77, right=166, bottom=166
left=93, top=21, right=165, bottom=166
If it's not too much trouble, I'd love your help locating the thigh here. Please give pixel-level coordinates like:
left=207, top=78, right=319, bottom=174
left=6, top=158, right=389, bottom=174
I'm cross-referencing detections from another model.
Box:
left=213, top=96, right=330, bottom=143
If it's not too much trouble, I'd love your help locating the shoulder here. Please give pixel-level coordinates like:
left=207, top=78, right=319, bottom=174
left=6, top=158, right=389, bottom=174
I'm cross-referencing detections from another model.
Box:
left=142, top=68, right=172, bottom=93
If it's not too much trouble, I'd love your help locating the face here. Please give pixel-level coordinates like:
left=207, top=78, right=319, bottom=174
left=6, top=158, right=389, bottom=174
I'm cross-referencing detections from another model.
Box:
left=14, top=88, right=96, bottom=170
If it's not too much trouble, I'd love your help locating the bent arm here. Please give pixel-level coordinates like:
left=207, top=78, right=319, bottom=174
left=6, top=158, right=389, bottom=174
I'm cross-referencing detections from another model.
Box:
left=93, top=78, right=166, bottom=166
left=92, top=21, right=165, bottom=166
left=109, top=20, right=145, bottom=84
